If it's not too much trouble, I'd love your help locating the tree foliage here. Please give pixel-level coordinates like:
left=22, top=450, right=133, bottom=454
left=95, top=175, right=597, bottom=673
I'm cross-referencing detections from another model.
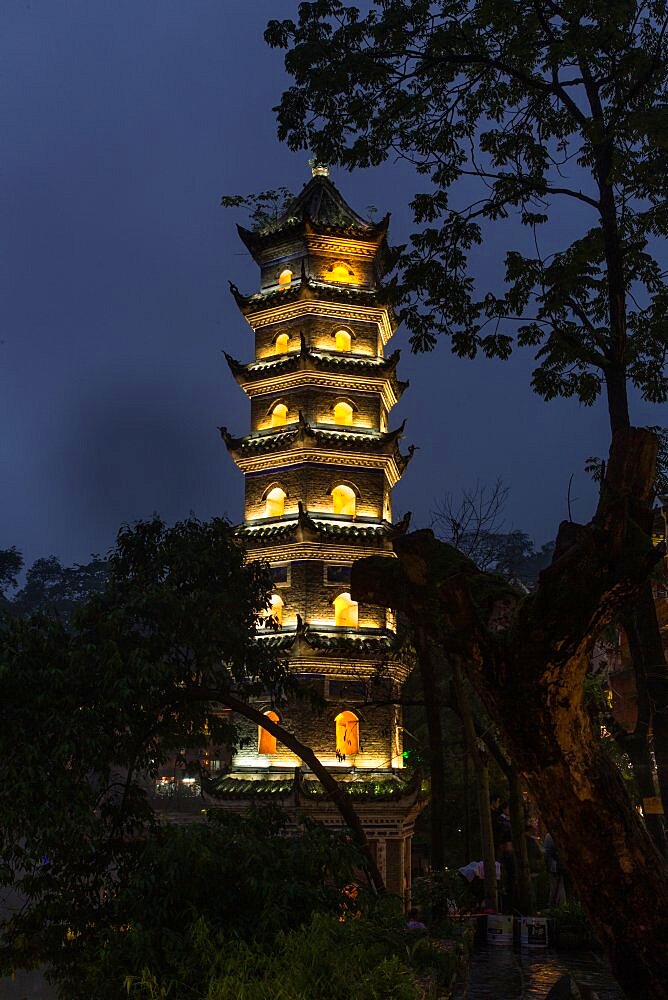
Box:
left=0, top=516, right=283, bottom=989
left=266, top=0, right=668, bottom=429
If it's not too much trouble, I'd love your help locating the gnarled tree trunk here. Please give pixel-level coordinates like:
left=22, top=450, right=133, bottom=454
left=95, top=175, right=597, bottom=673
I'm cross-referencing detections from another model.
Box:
left=351, top=428, right=668, bottom=999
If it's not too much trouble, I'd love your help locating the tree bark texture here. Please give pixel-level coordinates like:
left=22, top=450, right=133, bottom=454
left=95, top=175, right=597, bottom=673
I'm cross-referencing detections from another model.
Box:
left=194, top=688, right=386, bottom=895
left=351, top=428, right=668, bottom=999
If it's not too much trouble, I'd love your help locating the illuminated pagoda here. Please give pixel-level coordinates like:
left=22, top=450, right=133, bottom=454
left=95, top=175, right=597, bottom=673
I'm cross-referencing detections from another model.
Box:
left=214, top=166, right=423, bottom=897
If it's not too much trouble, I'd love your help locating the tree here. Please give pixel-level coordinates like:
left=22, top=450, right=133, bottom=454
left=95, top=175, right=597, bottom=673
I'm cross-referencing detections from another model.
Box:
left=265, top=0, right=668, bottom=843
left=10, top=553, right=109, bottom=623
left=351, top=428, right=668, bottom=998
left=0, top=516, right=385, bottom=992
left=0, top=547, right=23, bottom=604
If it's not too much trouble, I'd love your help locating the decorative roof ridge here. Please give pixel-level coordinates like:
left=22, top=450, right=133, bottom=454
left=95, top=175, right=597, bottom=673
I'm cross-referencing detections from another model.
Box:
left=228, top=273, right=392, bottom=315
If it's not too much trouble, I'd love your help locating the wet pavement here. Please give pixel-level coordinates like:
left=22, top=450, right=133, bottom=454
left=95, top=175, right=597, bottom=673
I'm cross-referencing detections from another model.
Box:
left=453, top=946, right=625, bottom=999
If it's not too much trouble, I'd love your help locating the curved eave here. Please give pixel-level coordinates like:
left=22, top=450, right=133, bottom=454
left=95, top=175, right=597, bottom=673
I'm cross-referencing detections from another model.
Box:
left=236, top=219, right=304, bottom=261
left=304, top=213, right=390, bottom=244
left=225, top=348, right=407, bottom=402
left=230, top=276, right=393, bottom=317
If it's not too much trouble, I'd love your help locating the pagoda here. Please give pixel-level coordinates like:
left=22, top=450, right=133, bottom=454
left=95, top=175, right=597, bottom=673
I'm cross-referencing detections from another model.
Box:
left=213, top=167, right=423, bottom=898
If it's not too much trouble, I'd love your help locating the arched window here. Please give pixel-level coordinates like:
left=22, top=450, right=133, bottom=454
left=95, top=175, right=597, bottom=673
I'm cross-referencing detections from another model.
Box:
left=335, top=329, right=352, bottom=352
left=328, top=262, right=355, bottom=284
left=275, top=333, right=289, bottom=354
left=270, top=402, right=288, bottom=427
left=333, top=401, right=353, bottom=426
left=265, top=487, right=286, bottom=518
left=259, top=710, right=280, bottom=755
left=278, top=269, right=292, bottom=286
left=334, top=592, right=358, bottom=628
left=335, top=711, right=360, bottom=756
left=332, top=484, right=356, bottom=517
left=269, top=593, right=283, bottom=626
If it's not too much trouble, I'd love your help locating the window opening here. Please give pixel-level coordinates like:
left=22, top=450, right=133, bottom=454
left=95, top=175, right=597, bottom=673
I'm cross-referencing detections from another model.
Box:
left=335, top=711, right=360, bottom=756
left=270, top=403, right=288, bottom=427
left=265, top=487, right=286, bottom=518
left=335, top=329, right=352, bottom=351
left=269, top=593, right=283, bottom=626
left=259, top=710, right=280, bottom=755
left=334, top=592, right=358, bottom=628
left=278, top=269, right=292, bottom=286
left=333, top=401, right=353, bottom=426
left=332, top=484, right=356, bottom=516
left=275, top=333, right=289, bottom=353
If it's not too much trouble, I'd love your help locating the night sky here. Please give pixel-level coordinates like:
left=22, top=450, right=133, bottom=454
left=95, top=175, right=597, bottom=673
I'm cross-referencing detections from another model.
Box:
left=3, top=1, right=663, bottom=572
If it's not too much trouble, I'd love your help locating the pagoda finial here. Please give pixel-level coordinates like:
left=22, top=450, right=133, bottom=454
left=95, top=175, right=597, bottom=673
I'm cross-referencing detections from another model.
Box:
left=310, top=161, right=329, bottom=178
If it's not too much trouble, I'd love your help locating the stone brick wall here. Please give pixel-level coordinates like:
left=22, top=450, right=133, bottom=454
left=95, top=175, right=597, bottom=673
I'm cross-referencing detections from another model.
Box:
left=251, top=386, right=382, bottom=432
left=254, top=314, right=382, bottom=360
left=233, top=692, right=396, bottom=768
left=273, top=559, right=385, bottom=629
left=244, top=464, right=387, bottom=521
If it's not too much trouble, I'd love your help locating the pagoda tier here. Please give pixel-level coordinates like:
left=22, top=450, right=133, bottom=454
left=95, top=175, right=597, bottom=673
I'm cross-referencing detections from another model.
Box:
left=219, top=416, right=412, bottom=485
left=224, top=346, right=408, bottom=408
left=229, top=271, right=395, bottom=315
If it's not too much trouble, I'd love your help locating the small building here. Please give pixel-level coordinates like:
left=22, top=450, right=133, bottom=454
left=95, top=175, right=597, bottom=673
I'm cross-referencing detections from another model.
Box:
left=213, top=166, right=424, bottom=897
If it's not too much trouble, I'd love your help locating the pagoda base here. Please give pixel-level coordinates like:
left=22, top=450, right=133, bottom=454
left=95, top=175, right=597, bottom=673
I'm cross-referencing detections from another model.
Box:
left=207, top=766, right=426, bottom=899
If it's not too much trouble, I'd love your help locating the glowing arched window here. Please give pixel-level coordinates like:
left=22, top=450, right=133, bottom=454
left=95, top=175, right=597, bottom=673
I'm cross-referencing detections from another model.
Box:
left=335, top=329, right=352, bottom=351
left=336, top=711, right=360, bottom=756
left=275, top=333, right=289, bottom=354
left=265, top=487, right=286, bottom=518
left=332, top=484, right=356, bottom=517
left=259, top=710, right=279, bottom=755
left=268, top=593, right=283, bottom=626
left=329, top=262, right=354, bottom=284
left=270, top=403, right=288, bottom=427
left=334, top=592, right=358, bottom=628
left=333, top=401, right=353, bottom=426
left=278, top=269, right=292, bottom=286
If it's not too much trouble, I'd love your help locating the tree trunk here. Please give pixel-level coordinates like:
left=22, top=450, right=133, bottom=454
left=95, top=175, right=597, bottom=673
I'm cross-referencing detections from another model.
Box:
left=351, top=428, right=668, bottom=998
left=415, top=628, right=448, bottom=870
left=622, top=583, right=668, bottom=847
left=193, top=687, right=386, bottom=895
left=452, top=661, right=497, bottom=910
left=508, top=767, right=532, bottom=915
left=596, top=162, right=668, bottom=850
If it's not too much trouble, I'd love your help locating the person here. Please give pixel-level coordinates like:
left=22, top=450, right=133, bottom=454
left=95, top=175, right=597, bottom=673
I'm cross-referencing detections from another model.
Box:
left=406, top=907, right=427, bottom=930
left=544, top=832, right=567, bottom=907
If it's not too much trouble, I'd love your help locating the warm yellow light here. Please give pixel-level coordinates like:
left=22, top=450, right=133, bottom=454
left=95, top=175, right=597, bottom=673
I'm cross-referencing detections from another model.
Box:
left=336, top=711, right=360, bottom=756
left=328, top=262, right=355, bottom=284
left=259, top=710, right=279, bottom=754
left=335, top=329, right=352, bottom=351
left=270, top=403, right=288, bottom=427
left=334, top=592, right=358, bottom=628
left=333, top=401, right=353, bottom=426
left=332, top=484, right=356, bottom=516
left=275, top=333, right=289, bottom=353
left=278, top=269, right=292, bottom=286
left=265, top=487, right=286, bottom=518
left=269, top=593, right=284, bottom=626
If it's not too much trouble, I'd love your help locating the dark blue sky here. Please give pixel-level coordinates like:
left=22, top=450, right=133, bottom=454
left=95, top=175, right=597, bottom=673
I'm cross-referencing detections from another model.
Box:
left=3, top=1, right=662, bottom=571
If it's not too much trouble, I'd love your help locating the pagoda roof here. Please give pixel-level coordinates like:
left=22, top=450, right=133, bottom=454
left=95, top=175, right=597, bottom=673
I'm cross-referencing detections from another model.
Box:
left=224, top=347, right=408, bottom=401
left=207, top=769, right=417, bottom=803
left=239, top=517, right=392, bottom=549
left=219, top=414, right=412, bottom=465
left=229, top=271, right=393, bottom=317
left=253, top=620, right=402, bottom=655
left=236, top=173, right=390, bottom=258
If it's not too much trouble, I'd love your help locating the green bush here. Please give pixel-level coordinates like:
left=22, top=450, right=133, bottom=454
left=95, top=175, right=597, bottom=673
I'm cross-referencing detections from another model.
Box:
left=124, top=912, right=422, bottom=1000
